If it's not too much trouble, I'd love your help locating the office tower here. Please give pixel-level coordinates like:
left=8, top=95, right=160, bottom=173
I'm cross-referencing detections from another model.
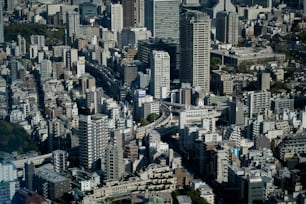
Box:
left=203, top=0, right=236, bottom=19
left=180, top=10, right=211, bottom=93
left=228, top=100, right=245, bottom=126
left=122, top=0, right=145, bottom=27
left=145, top=0, right=180, bottom=39
left=17, top=35, right=27, bottom=56
left=150, top=50, right=170, bottom=99
left=122, top=0, right=135, bottom=27
left=52, top=150, right=69, bottom=173
left=66, top=10, right=80, bottom=44
left=0, top=0, right=4, bottom=43
left=103, top=137, right=124, bottom=181
left=24, top=160, right=35, bottom=191
left=216, top=11, right=238, bottom=45
left=110, top=4, right=123, bottom=32
left=137, top=38, right=180, bottom=79
left=79, top=114, right=110, bottom=170
left=77, top=56, right=85, bottom=78
left=248, top=91, right=271, bottom=117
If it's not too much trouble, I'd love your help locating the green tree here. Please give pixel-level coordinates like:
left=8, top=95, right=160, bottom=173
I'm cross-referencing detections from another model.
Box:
left=140, top=118, right=149, bottom=126
left=211, top=57, right=222, bottom=70
left=0, top=120, right=39, bottom=154
left=147, top=113, right=159, bottom=122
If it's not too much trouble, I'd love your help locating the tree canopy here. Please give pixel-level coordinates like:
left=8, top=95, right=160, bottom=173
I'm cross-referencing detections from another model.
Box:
left=0, top=120, right=38, bottom=154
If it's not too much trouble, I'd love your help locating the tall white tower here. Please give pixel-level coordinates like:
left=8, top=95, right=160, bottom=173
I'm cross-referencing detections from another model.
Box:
left=150, top=50, right=170, bottom=99
left=79, top=114, right=110, bottom=170
left=180, top=10, right=211, bottom=93
left=111, top=3, right=123, bottom=33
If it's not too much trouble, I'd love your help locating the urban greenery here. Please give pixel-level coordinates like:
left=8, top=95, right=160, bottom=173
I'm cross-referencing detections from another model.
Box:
left=4, top=24, right=64, bottom=46
left=0, top=120, right=38, bottom=154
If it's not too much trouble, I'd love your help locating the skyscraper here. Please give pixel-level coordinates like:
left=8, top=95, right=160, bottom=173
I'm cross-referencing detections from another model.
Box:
left=122, top=0, right=145, bottom=27
left=66, top=10, right=80, bottom=44
left=111, top=4, right=123, bottom=32
left=180, top=10, right=211, bottom=93
left=145, top=0, right=180, bottom=39
left=0, top=0, right=4, bottom=43
left=150, top=50, right=170, bottom=99
left=216, top=11, right=238, bottom=45
left=79, top=114, right=110, bottom=170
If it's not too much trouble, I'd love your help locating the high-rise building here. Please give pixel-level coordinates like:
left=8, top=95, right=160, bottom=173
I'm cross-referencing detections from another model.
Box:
left=77, top=56, right=85, bottom=78
left=17, top=35, right=27, bottom=56
left=145, top=0, right=180, bottom=39
left=180, top=10, right=211, bottom=93
left=111, top=4, right=123, bottom=32
left=24, top=160, right=35, bottom=191
left=40, top=59, right=52, bottom=78
left=122, top=0, right=145, bottom=27
left=30, top=35, right=45, bottom=50
left=0, top=161, right=19, bottom=203
left=248, top=91, right=271, bottom=117
left=79, top=114, right=110, bottom=170
left=150, top=50, right=170, bottom=99
left=52, top=150, right=69, bottom=173
left=137, top=38, right=180, bottom=80
left=216, top=11, right=238, bottom=45
left=0, top=0, right=4, bottom=43
left=103, top=137, right=125, bottom=181
left=66, top=10, right=80, bottom=44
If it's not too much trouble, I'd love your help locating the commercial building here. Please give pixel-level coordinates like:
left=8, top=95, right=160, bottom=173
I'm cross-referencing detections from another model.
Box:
left=248, top=91, right=271, bottom=117
left=180, top=10, right=211, bottom=93
left=79, top=113, right=110, bottom=170
left=216, top=11, right=238, bottom=45
left=145, top=0, right=180, bottom=39
left=150, top=51, right=170, bottom=99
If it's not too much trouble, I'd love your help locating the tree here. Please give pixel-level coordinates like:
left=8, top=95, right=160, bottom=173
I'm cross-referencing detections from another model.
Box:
left=0, top=120, right=39, bottom=154
left=140, top=118, right=149, bottom=126
left=211, top=57, right=222, bottom=70
left=147, top=113, right=159, bottom=123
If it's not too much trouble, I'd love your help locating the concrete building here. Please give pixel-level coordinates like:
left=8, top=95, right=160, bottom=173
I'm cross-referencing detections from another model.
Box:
left=248, top=91, right=271, bottom=117
left=103, top=138, right=125, bottom=181
left=77, top=56, right=86, bottom=78
left=216, top=11, right=238, bottom=45
left=111, top=4, right=123, bottom=33
left=34, top=166, right=71, bottom=200
left=66, top=10, right=80, bottom=44
left=122, top=0, right=145, bottom=27
left=180, top=10, right=211, bottom=93
left=150, top=50, right=170, bottom=99
left=276, top=136, right=306, bottom=162
left=203, top=0, right=236, bottom=19
left=271, top=98, right=294, bottom=114
left=79, top=114, right=110, bottom=170
left=0, top=161, right=19, bottom=203
left=52, top=150, right=68, bottom=173
left=120, top=27, right=151, bottom=48
left=145, top=0, right=180, bottom=39
left=259, top=72, right=271, bottom=91
left=137, top=38, right=180, bottom=80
